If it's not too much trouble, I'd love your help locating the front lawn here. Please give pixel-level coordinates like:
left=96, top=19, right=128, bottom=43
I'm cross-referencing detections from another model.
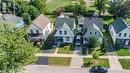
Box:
left=83, top=58, right=109, bottom=67
left=46, top=0, right=75, bottom=12
left=116, top=48, right=130, bottom=56
left=58, top=44, right=74, bottom=54
left=119, top=59, right=130, bottom=69
left=48, top=57, right=71, bottom=66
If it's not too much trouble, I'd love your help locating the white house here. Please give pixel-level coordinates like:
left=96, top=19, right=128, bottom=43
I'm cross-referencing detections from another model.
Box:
left=109, top=18, right=130, bottom=48
left=54, top=15, right=76, bottom=45
left=78, top=17, right=103, bottom=44
left=27, top=14, right=53, bottom=42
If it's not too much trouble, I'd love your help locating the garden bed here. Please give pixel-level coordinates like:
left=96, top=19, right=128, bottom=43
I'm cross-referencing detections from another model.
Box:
left=83, top=58, right=109, bottom=67
left=116, top=48, right=130, bottom=56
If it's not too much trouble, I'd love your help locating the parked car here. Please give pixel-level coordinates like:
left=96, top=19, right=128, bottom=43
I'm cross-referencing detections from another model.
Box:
left=89, top=66, right=108, bottom=73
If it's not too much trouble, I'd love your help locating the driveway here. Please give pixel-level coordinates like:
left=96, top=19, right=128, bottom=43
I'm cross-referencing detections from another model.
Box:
left=70, top=46, right=83, bottom=68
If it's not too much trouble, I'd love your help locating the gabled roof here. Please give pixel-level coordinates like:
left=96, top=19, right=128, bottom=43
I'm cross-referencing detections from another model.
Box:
left=55, top=17, right=75, bottom=29
left=32, top=14, right=50, bottom=30
left=78, top=17, right=103, bottom=31
left=91, top=23, right=103, bottom=37
left=111, top=18, right=128, bottom=34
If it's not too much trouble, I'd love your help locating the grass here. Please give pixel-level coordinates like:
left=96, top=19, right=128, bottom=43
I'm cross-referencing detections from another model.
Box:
left=48, top=57, right=71, bottom=66
left=58, top=44, right=74, bottom=54
left=46, top=0, right=75, bottom=12
left=119, top=59, right=130, bottom=69
left=126, top=18, right=130, bottom=25
left=50, top=47, right=56, bottom=53
left=83, top=58, right=110, bottom=67
left=116, top=48, right=130, bottom=56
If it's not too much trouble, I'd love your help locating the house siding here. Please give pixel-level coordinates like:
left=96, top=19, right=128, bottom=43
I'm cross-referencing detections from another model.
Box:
left=109, top=25, right=117, bottom=44
left=54, top=23, right=74, bottom=44
left=83, top=28, right=103, bottom=44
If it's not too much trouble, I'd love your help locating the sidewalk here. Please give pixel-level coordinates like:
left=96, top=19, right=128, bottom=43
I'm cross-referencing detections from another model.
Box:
left=109, top=56, right=123, bottom=70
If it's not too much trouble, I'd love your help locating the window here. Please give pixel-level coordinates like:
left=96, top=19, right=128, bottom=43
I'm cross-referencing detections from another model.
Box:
left=124, top=33, right=127, bottom=37
left=64, top=31, right=67, bottom=35
left=30, top=30, right=33, bottom=34
left=36, top=30, right=39, bottom=34
left=59, top=30, right=62, bottom=35
left=129, top=34, right=130, bottom=37
left=119, top=33, right=121, bottom=37
left=66, top=37, right=70, bottom=41
left=95, top=32, right=97, bottom=35
left=84, top=38, right=86, bottom=41
left=90, top=32, right=92, bottom=34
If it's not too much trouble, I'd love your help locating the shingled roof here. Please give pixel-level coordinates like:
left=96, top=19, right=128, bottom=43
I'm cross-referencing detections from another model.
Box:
left=55, top=17, right=75, bottom=29
left=32, top=14, right=50, bottom=30
left=78, top=17, right=103, bottom=31
left=112, top=18, right=128, bottom=34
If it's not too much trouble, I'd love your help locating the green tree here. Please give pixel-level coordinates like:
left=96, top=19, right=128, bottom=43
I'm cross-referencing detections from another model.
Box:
left=92, top=50, right=99, bottom=59
left=29, top=6, right=40, bottom=20
left=95, top=0, right=108, bottom=14
left=108, top=0, right=123, bottom=18
left=108, top=0, right=130, bottom=18
left=88, top=36, right=99, bottom=49
left=30, top=0, right=47, bottom=13
left=0, top=24, right=39, bottom=73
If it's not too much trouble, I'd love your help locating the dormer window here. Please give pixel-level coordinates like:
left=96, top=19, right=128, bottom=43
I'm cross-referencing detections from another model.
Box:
left=64, top=31, right=67, bottom=35
left=124, top=33, right=127, bottom=37
left=119, top=33, right=121, bottom=37
left=59, top=30, right=62, bottom=35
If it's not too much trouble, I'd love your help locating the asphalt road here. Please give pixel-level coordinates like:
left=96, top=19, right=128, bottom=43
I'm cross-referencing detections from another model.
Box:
left=24, top=65, right=130, bottom=73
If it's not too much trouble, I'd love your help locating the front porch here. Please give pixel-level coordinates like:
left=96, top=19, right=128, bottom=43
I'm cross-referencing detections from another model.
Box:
left=28, top=34, right=44, bottom=42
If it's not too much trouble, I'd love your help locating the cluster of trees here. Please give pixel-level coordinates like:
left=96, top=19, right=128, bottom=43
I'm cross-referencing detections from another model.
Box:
left=0, top=24, right=39, bottom=73
left=12, top=0, right=46, bottom=24
left=95, top=0, right=130, bottom=19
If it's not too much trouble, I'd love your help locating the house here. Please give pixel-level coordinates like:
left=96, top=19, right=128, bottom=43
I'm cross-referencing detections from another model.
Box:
left=78, top=17, right=103, bottom=45
left=0, top=14, right=24, bottom=28
left=27, top=14, right=53, bottom=42
left=109, top=18, right=130, bottom=48
left=54, top=14, right=76, bottom=46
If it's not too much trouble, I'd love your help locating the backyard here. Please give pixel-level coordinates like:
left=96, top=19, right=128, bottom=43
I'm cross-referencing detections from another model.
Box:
left=46, top=0, right=76, bottom=12
left=48, top=57, right=71, bottom=66
left=83, top=58, right=110, bottom=67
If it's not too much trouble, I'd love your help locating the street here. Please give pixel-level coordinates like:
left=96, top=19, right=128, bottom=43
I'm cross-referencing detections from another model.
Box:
left=24, top=65, right=130, bottom=73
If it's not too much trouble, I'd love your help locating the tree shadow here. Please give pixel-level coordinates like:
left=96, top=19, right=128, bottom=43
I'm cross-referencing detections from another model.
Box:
left=35, top=56, right=48, bottom=65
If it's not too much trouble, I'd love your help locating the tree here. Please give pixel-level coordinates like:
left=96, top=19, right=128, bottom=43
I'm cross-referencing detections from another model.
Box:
left=108, top=0, right=123, bottom=18
left=95, top=0, right=108, bottom=14
left=88, top=36, right=99, bottom=49
left=92, top=50, right=99, bottom=59
left=0, top=24, right=39, bottom=73
left=29, top=6, right=40, bottom=20
left=22, top=13, right=31, bottom=24
left=30, top=0, right=47, bottom=13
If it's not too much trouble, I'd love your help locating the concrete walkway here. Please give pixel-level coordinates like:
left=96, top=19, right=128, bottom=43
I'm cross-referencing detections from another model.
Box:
left=109, top=56, right=123, bottom=70
left=54, top=48, right=59, bottom=54
left=70, top=46, right=83, bottom=68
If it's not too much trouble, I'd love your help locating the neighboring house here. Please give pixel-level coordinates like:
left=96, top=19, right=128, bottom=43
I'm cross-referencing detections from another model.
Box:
left=0, top=14, right=24, bottom=28
left=27, top=14, right=53, bottom=42
left=78, top=17, right=103, bottom=44
left=109, top=18, right=130, bottom=48
left=84, top=0, right=95, bottom=6
left=54, top=14, right=76, bottom=45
